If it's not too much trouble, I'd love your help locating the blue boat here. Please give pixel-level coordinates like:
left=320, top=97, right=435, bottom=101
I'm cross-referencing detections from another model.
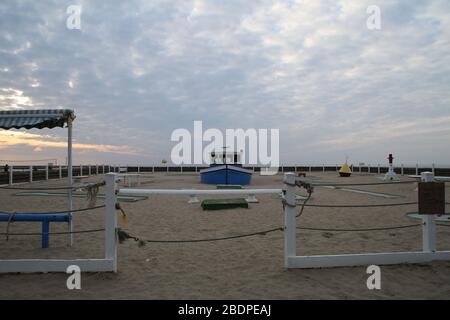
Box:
left=200, top=151, right=253, bottom=185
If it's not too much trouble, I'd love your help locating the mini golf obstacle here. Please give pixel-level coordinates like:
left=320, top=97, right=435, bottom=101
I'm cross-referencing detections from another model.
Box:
left=320, top=186, right=402, bottom=199
left=407, top=212, right=450, bottom=222
left=339, top=161, right=352, bottom=177
left=201, top=198, right=249, bottom=210
left=14, top=191, right=147, bottom=202
left=383, top=153, right=400, bottom=181
left=0, top=212, right=71, bottom=248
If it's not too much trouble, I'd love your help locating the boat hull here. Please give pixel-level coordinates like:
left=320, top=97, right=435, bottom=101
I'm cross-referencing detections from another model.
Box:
left=200, top=165, right=252, bottom=185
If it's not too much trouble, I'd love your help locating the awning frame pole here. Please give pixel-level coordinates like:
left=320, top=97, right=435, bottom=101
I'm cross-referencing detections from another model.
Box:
left=68, top=117, right=73, bottom=246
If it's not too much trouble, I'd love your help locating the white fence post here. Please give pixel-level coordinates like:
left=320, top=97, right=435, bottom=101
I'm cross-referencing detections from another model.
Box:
left=283, top=172, right=296, bottom=268
left=29, top=165, right=33, bottom=183
left=421, top=172, right=436, bottom=253
left=45, top=164, right=49, bottom=181
left=9, top=165, right=13, bottom=186
left=105, top=173, right=118, bottom=272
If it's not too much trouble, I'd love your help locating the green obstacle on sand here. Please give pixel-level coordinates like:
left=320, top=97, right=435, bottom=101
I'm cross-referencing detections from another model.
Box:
left=320, top=186, right=403, bottom=199
left=406, top=212, right=450, bottom=222
left=216, top=184, right=243, bottom=189
left=201, top=198, right=249, bottom=210
left=14, top=191, right=148, bottom=202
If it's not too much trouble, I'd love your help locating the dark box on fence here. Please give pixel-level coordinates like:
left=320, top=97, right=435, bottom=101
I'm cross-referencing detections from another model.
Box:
left=418, top=182, right=445, bottom=215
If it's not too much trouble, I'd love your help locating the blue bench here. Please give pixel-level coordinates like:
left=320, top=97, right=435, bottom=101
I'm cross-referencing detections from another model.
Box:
left=0, top=213, right=71, bottom=248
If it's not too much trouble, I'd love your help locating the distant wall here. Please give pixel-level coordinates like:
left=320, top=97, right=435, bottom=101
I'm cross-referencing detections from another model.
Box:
left=2, top=164, right=449, bottom=186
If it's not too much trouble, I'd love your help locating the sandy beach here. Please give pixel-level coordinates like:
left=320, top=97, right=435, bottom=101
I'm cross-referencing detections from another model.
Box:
left=0, top=172, right=449, bottom=299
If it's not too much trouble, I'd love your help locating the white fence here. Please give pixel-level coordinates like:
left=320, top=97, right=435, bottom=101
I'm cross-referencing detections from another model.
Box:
left=0, top=174, right=118, bottom=273
left=283, top=172, right=450, bottom=268
left=2, top=171, right=449, bottom=273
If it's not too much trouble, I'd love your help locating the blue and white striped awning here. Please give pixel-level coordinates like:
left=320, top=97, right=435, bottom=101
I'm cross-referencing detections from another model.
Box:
left=0, top=109, right=75, bottom=130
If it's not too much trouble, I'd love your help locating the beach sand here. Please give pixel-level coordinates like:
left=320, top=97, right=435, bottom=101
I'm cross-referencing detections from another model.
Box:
left=0, top=172, right=449, bottom=299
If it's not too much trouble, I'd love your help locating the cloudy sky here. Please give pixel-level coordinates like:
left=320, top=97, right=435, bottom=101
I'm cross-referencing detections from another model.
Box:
left=1, top=0, right=449, bottom=166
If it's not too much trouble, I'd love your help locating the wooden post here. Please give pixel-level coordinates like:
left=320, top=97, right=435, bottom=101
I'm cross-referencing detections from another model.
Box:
left=105, top=173, right=118, bottom=272
left=416, top=163, right=419, bottom=175
left=45, top=164, right=49, bottom=181
left=377, top=164, right=380, bottom=174
left=284, top=172, right=296, bottom=268
left=80, top=165, right=83, bottom=176
left=88, top=165, right=91, bottom=176
left=432, top=163, right=435, bottom=175
left=29, top=165, right=33, bottom=183
left=59, top=165, right=62, bottom=179
left=421, top=172, right=436, bottom=252
left=401, top=164, right=404, bottom=175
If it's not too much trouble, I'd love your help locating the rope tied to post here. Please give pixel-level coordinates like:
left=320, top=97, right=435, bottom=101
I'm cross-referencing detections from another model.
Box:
left=76, top=181, right=106, bottom=207
left=5, top=211, right=15, bottom=241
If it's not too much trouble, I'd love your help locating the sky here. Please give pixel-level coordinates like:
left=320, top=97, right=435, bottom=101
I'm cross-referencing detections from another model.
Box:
left=0, top=0, right=450, bottom=166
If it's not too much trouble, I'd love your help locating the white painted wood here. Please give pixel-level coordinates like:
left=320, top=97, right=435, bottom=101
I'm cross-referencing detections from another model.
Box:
left=68, top=119, right=73, bottom=247
left=0, top=173, right=116, bottom=274
left=284, top=173, right=296, bottom=268
left=105, top=173, right=118, bottom=272
left=421, top=172, right=436, bottom=252
left=287, top=251, right=450, bottom=269
left=119, top=188, right=282, bottom=195
left=245, top=194, right=259, bottom=203
left=188, top=195, right=199, bottom=203
left=0, top=259, right=115, bottom=273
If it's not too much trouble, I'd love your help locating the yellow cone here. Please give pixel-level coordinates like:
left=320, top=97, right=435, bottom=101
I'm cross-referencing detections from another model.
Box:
left=339, top=163, right=352, bottom=177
